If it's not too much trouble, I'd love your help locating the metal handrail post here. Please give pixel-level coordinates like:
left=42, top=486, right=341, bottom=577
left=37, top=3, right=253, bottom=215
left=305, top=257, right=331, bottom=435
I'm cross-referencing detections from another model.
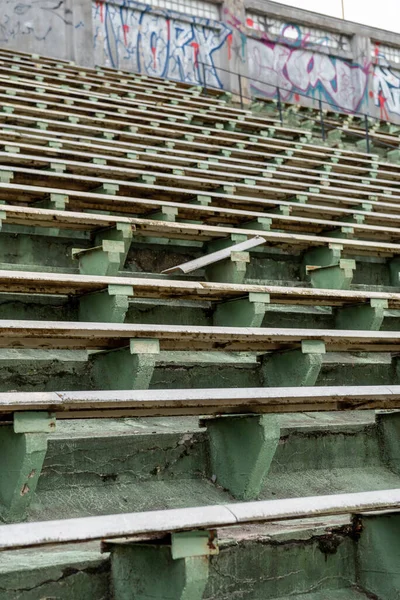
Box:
left=238, top=74, right=243, bottom=109
left=202, top=62, right=207, bottom=95
left=277, top=87, right=283, bottom=124
left=319, top=98, right=326, bottom=141
left=365, top=115, right=370, bottom=154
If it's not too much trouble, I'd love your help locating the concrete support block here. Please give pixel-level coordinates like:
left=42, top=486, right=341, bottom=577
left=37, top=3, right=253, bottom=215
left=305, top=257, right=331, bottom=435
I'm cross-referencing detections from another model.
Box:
left=0, top=210, right=6, bottom=231
left=0, top=170, right=13, bottom=184
left=79, top=284, right=133, bottom=323
left=308, top=261, right=355, bottom=289
left=261, top=340, right=326, bottom=387
left=242, top=217, right=272, bottom=231
left=324, top=226, right=355, bottom=239
left=386, top=148, right=400, bottom=163
left=35, top=192, right=69, bottom=211
left=357, top=512, right=400, bottom=600
left=192, top=195, right=212, bottom=206
left=214, top=185, right=236, bottom=195
left=303, top=244, right=355, bottom=289
left=389, top=257, right=400, bottom=286
left=137, top=175, right=156, bottom=185
left=205, top=414, right=280, bottom=500
left=0, top=412, right=55, bottom=523
left=72, top=240, right=125, bottom=276
left=146, top=206, right=178, bottom=222
left=327, top=129, right=343, bottom=143
left=251, top=100, right=277, bottom=114
left=90, top=338, right=160, bottom=390
left=377, top=410, right=400, bottom=475
left=305, top=245, right=344, bottom=273
left=92, top=183, right=119, bottom=195
left=213, top=292, right=270, bottom=327
left=335, top=299, right=388, bottom=330
left=111, top=531, right=214, bottom=600
left=95, top=222, right=133, bottom=266
left=356, top=138, right=376, bottom=153
left=206, top=251, right=249, bottom=284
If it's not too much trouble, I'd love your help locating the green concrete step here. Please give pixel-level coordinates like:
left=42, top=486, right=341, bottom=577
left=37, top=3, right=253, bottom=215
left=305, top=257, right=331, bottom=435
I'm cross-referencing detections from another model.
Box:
left=14, top=412, right=400, bottom=523
left=0, top=347, right=396, bottom=393
left=0, top=227, right=396, bottom=292
left=0, top=545, right=109, bottom=599
left=0, top=517, right=385, bottom=599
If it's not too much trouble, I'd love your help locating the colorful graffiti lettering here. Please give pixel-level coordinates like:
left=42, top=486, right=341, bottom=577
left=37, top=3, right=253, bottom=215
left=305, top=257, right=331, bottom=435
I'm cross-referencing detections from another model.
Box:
left=93, top=0, right=231, bottom=87
left=373, top=65, right=400, bottom=116
left=371, top=44, right=400, bottom=117
left=248, top=38, right=368, bottom=112
left=246, top=15, right=350, bottom=53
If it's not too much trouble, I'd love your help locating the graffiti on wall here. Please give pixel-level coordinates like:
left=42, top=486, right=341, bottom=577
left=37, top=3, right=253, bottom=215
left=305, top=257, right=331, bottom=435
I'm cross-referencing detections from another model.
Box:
left=371, top=43, right=400, bottom=118
left=0, top=0, right=72, bottom=44
left=373, top=65, right=400, bottom=119
left=248, top=38, right=368, bottom=112
left=93, top=0, right=231, bottom=87
left=246, top=15, right=350, bottom=53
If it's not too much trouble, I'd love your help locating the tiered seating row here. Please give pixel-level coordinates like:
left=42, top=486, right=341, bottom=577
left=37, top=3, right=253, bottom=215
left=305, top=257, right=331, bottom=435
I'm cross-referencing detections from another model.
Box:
left=1, top=489, right=399, bottom=550
left=0, top=490, right=399, bottom=600
left=0, top=46, right=398, bottom=600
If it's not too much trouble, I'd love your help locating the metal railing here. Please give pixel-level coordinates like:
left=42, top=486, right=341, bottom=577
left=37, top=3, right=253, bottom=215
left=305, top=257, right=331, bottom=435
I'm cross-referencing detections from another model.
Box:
left=199, top=61, right=399, bottom=155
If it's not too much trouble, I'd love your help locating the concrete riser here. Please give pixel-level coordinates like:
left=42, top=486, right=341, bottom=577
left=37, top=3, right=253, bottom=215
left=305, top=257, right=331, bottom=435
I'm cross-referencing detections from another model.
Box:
left=3, top=514, right=400, bottom=599
left=0, top=233, right=394, bottom=290
left=15, top=414, right=400, bottom=522
left=0, top=360, right=398, bottom=393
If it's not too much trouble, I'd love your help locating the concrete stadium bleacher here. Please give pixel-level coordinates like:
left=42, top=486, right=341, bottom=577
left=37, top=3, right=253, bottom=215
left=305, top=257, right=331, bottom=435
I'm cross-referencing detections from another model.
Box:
left=0, top=45, right=400, bottom=599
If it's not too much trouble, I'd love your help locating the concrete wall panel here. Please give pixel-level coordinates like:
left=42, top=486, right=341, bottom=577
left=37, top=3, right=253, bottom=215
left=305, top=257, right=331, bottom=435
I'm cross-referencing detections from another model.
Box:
left=248, top=36, right=368, bottom=112
left=0, top=0, right=71, bottom=58
left=93, top=0, right=231, bottom=87
left=3, top=0, right=400, bottom=123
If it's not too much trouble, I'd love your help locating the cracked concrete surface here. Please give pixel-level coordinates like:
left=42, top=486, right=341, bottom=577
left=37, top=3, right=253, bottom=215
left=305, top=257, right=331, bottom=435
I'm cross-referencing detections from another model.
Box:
left=0, top=546, right=110, bottom=600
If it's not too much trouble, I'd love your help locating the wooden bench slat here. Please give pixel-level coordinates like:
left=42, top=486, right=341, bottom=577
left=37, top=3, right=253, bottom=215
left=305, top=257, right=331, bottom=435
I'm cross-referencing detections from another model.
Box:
left=0, top=321, right=400, bottom=351
left=1, top=199, right=400, bottom=256
left=0, top=122, right=388, bottom=176
left=1, top=385, right=400, bottom=417
left=1, top=138, right=400, bottom=193
left=1, top=149, right=399, bottom=200
left=1, top=270, right=400, bottom=307
left=0, top=489, right=399, bottom=551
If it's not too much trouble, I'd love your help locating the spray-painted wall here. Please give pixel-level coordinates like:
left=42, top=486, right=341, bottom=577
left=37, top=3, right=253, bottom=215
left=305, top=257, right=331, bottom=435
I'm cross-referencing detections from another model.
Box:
left=249, top=44, right=365, bottom=112
left=371, top=43, right=400, bottom=120
left=247, top=36, right=368, bottom=112
left=93, top=0, right=231, bottom=87
left=3, top=0, right=400, bottom=123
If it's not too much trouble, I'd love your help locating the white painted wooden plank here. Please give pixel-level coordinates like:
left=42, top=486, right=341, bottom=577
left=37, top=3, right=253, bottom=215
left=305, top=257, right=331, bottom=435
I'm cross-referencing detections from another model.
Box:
left=0, top=320, right=399, bottom=341
left=2, top=270, right=400, bottom=307
left=0, top=490, right=399, bottom=551
left=162, top=236, right=266, bottom=274
left=0, top=385, right=399, bottom=415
